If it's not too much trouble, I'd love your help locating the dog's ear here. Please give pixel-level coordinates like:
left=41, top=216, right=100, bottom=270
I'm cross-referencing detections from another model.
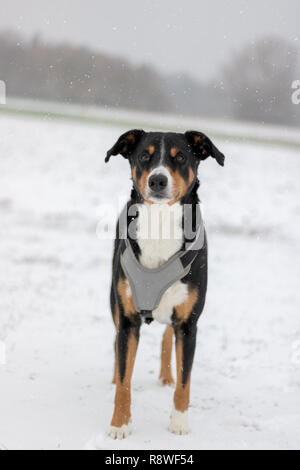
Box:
left=185, top=131, right=225, bottom=167
left=105, top=129, right=146, bottom=163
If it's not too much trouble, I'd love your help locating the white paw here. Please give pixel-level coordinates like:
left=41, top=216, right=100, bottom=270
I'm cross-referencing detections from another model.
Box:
left=107, top=423, right=131, bottom=440
left=169, top=408, right=189, bottom=435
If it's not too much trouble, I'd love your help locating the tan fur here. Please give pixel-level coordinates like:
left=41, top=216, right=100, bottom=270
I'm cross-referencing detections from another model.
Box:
left=174, top=335, right=191, bottom=413
left=111, top=333, right=138, bottom=428
left=159, top=325, right=175, bottom=385
left=113, top=304, right=120, bottom=329
left=170, top=147, right=179, bottom=158
left=147, top=145, right=155, bottom=155
left=169, top=169, right=189, bottom=202
left=175, top=288, right=198, bottom=323
left=117, top=279, right=135, bottom=318
left=167, top=167, right=196, bottom=205
left=132, top=166, right=137, bottom=185
left=137, top=168, right=152, bottom=199
left=112, top=352, right=118, bottom=385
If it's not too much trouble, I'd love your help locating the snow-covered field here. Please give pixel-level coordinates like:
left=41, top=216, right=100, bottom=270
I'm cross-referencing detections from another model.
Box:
left=0, top=112, right=299, bottom=450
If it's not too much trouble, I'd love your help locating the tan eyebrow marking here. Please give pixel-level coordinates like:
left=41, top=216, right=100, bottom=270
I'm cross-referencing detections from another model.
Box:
left=170, top=147, right=179, bottom=158
left=146, top=145, right=155, bottom=155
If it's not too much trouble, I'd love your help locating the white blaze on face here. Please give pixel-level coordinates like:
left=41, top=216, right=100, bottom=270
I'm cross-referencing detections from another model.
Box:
left=160, top=136, right=166, bottom=165
left=146, top=136, right=175, bottom=203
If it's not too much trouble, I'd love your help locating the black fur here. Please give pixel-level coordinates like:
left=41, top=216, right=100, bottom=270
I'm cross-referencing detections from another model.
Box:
left=107, top=131, right=224, bottom=387
left=185, top=131, right=225, bottom=166
left=105, top=129, right=145, bottom=162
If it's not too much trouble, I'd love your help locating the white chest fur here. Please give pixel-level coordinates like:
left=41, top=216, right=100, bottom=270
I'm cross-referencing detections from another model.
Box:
left=135, top=202, right=188, bottom=324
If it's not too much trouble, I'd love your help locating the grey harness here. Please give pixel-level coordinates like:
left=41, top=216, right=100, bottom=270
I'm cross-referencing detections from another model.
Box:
left=119, top=204, right=205, bottom=323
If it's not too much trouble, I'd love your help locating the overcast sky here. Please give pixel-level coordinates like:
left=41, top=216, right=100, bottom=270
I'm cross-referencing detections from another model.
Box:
left=0, top=0, right=299, bottom=81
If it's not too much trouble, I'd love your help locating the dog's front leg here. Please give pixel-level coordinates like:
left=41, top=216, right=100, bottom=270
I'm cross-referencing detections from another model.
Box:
left=108, top=313, right=141, bottom=440
left=170, top=321, right=197, bottom=435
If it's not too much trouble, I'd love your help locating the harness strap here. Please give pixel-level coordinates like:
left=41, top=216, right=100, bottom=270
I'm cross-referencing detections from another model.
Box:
left=119, top=204, right=205, bottom=321
left=140, top=311, right=154, bottom=325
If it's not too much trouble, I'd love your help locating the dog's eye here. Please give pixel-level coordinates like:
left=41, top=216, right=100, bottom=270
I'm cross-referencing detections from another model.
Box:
left=175, top=153, right=186, bottom=163
left=140, top=153, right=151, bottom=162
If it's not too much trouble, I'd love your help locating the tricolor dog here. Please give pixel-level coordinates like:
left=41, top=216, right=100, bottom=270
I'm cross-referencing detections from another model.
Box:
left=105, top=130, right=225, bottom=439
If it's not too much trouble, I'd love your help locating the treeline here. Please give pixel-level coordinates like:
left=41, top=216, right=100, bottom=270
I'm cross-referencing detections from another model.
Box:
left=0, top=31, right=299, bottom=126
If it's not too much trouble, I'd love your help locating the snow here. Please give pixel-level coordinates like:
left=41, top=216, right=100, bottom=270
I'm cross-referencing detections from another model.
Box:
left=0, top=113, right=299, bottom=450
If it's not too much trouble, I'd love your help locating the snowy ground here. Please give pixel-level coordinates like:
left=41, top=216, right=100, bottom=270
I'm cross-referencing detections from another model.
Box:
left=0, top=112, right=299, bottom=450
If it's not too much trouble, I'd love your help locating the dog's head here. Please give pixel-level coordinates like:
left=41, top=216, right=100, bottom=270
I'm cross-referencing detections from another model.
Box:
left=105, top=130, right=225, bottom=204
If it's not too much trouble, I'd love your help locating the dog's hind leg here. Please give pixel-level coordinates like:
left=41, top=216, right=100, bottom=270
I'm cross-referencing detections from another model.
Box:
left=112, top=337, right=118, bottom=385
left=112, top=305, right=119, bottom=384
left=159, top=325, right=175, bottom=386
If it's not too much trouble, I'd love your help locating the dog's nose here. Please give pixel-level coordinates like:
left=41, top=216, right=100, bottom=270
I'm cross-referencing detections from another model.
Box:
left=148, top=174, right=168, bottom=193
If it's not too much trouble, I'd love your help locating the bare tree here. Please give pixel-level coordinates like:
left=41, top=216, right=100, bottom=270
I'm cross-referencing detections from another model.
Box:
left=0, top=32, right=171, bottom=112
left=0, top=31, right=299, bottom=126
left=221, top=37, right=300, bottom=126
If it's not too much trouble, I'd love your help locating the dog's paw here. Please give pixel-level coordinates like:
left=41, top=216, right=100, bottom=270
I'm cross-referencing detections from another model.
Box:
left=107, top=424, right=131, bottom=440
left=159, top=376, right=175, bottom=387
left=169, top=408, right=189, bottom=435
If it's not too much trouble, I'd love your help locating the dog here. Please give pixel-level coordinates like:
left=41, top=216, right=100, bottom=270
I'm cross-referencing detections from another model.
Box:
left=105, top=129, right=225, bottom=439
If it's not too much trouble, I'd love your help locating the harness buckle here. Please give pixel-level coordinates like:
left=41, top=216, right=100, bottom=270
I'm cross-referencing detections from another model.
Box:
left=140, top=310, right=154, bottom=325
